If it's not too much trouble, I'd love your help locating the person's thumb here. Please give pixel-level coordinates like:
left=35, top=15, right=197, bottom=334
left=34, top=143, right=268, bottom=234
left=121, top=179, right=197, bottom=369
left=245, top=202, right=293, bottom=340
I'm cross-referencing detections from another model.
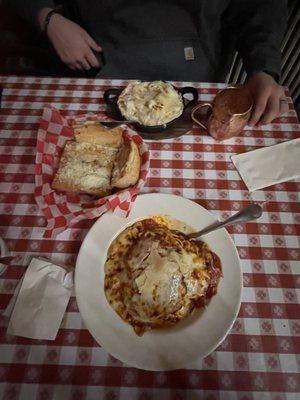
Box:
left=85, top=34, right=102, bottom=52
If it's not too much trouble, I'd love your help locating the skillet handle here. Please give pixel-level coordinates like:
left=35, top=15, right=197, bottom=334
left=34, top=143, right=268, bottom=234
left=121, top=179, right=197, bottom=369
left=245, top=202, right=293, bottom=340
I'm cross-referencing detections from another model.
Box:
left=103, top=88, right=122, bottom=106
left=178, top=86, right=199, bottom=106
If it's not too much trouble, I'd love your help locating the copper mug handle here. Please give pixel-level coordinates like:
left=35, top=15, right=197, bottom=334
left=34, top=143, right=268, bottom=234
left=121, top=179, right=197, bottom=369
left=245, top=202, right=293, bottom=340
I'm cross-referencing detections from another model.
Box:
left=191, top=103, right=213, bottom=130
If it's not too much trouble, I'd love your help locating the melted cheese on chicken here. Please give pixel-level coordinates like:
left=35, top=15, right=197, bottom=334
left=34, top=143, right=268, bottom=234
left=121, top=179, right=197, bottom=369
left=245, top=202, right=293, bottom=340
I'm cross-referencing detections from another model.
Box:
left=117, top=81, right=184, bottom=126
left=104, top=216, right=222, bottom=336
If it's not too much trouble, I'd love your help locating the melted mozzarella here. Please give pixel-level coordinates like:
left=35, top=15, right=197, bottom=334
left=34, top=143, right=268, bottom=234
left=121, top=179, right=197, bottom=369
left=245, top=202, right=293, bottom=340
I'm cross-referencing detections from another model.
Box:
left=118, top=81, right=184, bottom=126
left=104, top=215, right=220, bottom=336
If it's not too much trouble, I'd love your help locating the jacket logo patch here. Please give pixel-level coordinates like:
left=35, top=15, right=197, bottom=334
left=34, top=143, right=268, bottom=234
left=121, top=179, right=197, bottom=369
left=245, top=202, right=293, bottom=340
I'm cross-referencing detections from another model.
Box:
left=184, top=47, right=195, bottom=61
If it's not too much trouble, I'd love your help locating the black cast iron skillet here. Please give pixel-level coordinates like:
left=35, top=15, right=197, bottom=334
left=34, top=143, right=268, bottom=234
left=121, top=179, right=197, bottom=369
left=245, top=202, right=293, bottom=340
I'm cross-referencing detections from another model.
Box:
left=103, top=85, right=199, bottom=133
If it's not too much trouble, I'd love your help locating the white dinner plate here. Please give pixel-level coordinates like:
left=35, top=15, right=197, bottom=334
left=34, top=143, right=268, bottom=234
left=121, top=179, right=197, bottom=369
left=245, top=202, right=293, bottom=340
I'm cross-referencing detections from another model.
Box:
left=75, top=193, right=242, bottom=371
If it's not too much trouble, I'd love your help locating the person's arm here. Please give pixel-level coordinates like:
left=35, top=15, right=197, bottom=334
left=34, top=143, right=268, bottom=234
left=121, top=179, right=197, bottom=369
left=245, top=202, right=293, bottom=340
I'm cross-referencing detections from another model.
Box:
left=226, top=0, right=288, bottom=126
left=10, top=1, right=102, bottom=71
left=10, top=0, right=55, bottom=28
left=229, top=0, right=286, bottom=80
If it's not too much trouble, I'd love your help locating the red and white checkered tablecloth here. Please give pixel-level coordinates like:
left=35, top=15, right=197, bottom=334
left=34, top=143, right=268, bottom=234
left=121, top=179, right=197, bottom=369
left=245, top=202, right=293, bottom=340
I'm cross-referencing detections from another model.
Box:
left=0, top=75, right=299, bottom=400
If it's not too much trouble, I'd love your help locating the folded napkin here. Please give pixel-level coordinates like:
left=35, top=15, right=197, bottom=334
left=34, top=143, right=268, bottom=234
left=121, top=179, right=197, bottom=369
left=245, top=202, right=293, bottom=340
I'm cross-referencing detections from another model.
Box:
left=6, top=257, right=73, bottom=340
left=231, top=138, right=300, bottom=192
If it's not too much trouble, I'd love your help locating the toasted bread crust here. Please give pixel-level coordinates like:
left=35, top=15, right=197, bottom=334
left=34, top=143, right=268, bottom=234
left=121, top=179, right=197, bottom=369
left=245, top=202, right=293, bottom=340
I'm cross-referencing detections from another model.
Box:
left=112, top=140, right=141, bottom=189
left=51, top=179, right=110, bottom=197
left=73, top=122, right=123, bottom=148
left=52, top=140, right=113, bottom=197
left=52, top=122, right=140, bottom=197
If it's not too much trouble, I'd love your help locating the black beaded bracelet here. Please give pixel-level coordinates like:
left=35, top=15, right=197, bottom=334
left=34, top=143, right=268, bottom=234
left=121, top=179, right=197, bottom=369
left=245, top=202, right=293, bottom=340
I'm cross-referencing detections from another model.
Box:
left=44, top=9, right=57, bottom=35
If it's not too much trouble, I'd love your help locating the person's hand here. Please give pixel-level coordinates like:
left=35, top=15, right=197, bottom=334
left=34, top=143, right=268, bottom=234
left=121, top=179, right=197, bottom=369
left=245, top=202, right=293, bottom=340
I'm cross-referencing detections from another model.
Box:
left=245, top=71, right=289, bottom=126
left=46, top=13, right=102, bottom=71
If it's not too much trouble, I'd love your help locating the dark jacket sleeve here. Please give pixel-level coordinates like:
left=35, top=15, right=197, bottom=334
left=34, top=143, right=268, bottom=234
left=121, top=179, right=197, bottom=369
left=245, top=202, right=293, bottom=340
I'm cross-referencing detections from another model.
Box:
left=10, top=0, right=55, bottom=28
left=225, top=0, right=287, bottom=79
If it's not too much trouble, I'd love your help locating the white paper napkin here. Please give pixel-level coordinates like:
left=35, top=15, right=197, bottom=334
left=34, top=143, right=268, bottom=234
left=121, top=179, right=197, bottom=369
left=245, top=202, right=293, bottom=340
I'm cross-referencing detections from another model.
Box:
left=6, top=257, right=73, bottom=340
left=231, top=138, right=300, bottom=192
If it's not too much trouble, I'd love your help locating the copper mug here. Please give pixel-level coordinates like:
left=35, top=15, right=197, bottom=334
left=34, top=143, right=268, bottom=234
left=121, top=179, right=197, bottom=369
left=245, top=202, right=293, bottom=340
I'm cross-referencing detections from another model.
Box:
left=191, top=86, right=253, bottom=140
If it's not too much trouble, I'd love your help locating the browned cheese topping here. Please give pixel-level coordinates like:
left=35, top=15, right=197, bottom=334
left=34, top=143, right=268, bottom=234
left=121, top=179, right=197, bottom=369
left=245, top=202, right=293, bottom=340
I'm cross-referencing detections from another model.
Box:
left=104, top=216, right=222, bottom=336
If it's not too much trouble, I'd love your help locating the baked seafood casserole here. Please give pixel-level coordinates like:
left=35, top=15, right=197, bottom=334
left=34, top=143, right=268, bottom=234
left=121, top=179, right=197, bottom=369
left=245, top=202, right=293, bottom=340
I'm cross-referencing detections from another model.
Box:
left=117, top=81, right=184, bottom=126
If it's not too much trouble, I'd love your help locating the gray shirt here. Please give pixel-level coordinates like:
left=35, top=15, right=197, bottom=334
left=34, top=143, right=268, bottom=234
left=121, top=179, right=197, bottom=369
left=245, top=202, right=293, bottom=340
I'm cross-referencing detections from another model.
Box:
left=11, top=0, right=287, bottom=82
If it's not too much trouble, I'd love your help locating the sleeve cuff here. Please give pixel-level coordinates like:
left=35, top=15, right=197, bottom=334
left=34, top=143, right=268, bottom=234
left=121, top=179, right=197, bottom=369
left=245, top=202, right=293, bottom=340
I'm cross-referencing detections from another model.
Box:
left=242, top=52, right=282, bottom=81
left=23, top=0, right=55, bottom=28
